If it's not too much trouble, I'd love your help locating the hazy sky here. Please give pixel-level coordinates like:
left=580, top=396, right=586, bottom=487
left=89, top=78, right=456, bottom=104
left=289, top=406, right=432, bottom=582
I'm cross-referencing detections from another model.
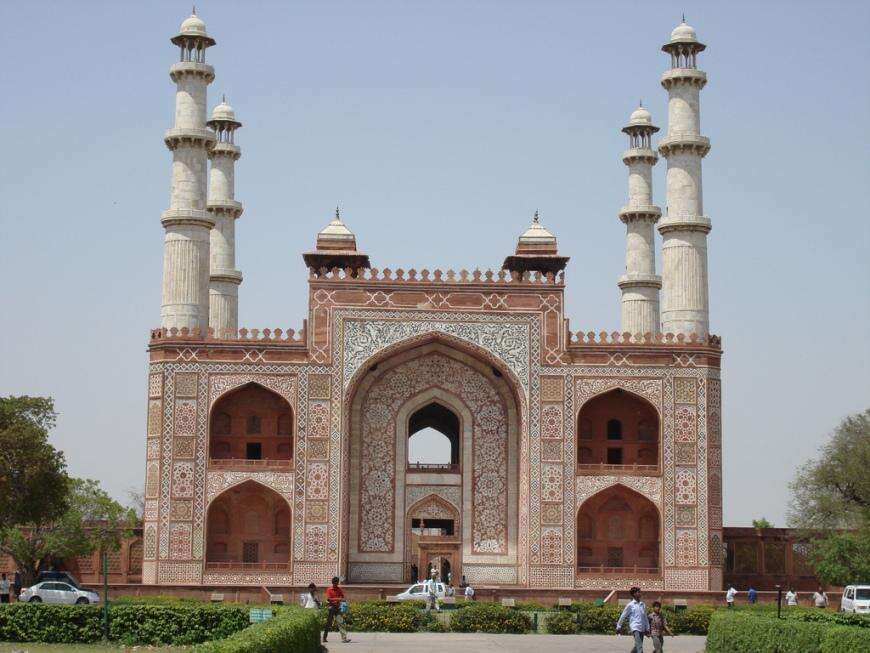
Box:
left=1, top=1, right=868, bottom=527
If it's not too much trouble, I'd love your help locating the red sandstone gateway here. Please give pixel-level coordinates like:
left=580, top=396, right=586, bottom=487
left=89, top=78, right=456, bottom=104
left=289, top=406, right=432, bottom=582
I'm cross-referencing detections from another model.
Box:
left=139, top=10, right=724, bottom=595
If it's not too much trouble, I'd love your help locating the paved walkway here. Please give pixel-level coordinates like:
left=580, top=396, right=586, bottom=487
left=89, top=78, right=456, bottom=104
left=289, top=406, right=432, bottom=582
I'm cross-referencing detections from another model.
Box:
left=324, top=632, right=706, bottom=652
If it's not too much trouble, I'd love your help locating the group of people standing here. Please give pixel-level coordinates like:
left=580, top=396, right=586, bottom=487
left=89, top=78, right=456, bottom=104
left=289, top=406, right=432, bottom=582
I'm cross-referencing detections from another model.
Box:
left=300, top=577, right=351, bottom=644
left=725, top=584, right=828, bottom=608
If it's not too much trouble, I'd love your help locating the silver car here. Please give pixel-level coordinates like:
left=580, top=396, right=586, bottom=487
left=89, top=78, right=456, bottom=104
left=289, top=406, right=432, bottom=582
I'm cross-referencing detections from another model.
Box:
left=20, top=581, right=100, bottom=605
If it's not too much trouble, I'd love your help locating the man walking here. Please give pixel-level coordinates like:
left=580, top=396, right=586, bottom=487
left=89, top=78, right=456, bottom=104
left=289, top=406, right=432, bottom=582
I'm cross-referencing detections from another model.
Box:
left=0, top=574, right=10, bottom=604
left=616, top=586, right=650, bottom=653
left=323, top=576, right=350, bottom=644
left=425, top=570, right=440, bottom=612
left=725, top=585, right=737, bottom=608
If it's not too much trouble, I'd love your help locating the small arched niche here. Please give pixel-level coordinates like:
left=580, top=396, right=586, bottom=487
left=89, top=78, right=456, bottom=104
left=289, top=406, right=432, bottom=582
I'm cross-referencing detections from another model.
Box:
left=577, top=389, right=660, bottom=470
left=407, top=402, right=460, bottom=471
left=205, top=480, right=291, bottom=569
left=209, top=383, right=293, bottom=468
left=577, top=484, right=660, bottom=575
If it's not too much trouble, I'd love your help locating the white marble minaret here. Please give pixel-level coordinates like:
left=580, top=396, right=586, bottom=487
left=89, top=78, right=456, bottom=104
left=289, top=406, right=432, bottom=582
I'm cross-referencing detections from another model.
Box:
left=618, top=105, right=661, bottom=335
left=160, top=12, right=216, bottom=332
left=206, top=98, right=243, bottom=336
left=658, top=20, right=712, bottom=336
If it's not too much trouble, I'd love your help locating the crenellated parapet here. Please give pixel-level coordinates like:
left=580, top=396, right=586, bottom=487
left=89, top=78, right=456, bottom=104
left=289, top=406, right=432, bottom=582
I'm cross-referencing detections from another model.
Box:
left=308, top=266, right=564, bottom=286
left=568, top=330, right=721, bottom=347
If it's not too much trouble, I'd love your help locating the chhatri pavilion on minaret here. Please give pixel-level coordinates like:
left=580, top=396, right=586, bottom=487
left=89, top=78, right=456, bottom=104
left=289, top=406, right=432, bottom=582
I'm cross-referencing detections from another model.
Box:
left=144, top=11, right=724, bottom=592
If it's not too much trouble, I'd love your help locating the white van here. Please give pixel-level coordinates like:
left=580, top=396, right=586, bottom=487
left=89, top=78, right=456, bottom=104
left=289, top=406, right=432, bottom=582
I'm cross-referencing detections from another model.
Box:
left=839, top=585, right=870, bottom=613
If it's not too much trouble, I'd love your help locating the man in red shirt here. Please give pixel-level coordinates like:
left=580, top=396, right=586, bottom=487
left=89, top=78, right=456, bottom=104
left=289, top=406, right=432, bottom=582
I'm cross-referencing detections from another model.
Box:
left=323, top=576, right=350, bottom=643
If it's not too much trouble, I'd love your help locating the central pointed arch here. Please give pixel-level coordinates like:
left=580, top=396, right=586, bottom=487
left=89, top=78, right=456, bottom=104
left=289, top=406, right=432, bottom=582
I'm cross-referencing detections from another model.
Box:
left=343, top=339, right=521, bottom=584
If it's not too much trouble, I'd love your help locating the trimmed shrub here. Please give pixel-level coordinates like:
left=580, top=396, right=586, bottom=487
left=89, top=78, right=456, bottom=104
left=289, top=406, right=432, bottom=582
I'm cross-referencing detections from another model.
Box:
left=0, top=603, right=249, bottom=645
left=821, top=625, right=870, bottom=653
left=194, top=607, right=320, bottom=653
left=449, top=602, right=532, bottom=633
left=569, top=603, right=623, bottom=633
left=344, top=602, right=424, bottom=632
left=544, top=610, right=577, bottom=634
left=706, top=610, right=827, bottom=653
left=669, top=604, right=714, bottom=635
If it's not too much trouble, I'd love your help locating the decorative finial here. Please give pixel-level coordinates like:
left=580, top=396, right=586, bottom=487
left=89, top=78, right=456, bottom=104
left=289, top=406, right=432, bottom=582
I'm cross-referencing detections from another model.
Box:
left=335, top=205, right=341, bottom=222
left=639, top=98, right=643, bottom=108
left=533, top=210, right=540, bottom=224
left=222, top=93, right=226, bottom=104
left=682, top=12, right=686, bottom=23
left=192, top=5, right=196, bottom=15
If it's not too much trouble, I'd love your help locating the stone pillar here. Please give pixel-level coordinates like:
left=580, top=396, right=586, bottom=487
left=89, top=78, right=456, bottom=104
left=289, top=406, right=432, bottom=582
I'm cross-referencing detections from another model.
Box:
left=658, top=21, right=712, bottom=336
left=206, top=99, right=243, bottom=337
left=160, top=13, right=216, bottom=332
left=618, top=106, right=661, bottom=335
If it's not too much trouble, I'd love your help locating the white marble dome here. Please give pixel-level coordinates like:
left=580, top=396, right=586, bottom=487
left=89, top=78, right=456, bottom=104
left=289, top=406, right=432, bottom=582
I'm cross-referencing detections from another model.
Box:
left=670, top=21, right=698, bottom=43
left=211, top=100, right=236, bottom=122
left=179, top=13, right=208, bottom=37
left=628, top=106, right=652, bottom=126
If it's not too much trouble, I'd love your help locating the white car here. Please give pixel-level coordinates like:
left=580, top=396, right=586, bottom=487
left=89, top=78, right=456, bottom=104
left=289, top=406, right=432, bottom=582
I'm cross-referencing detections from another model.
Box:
left=393, top=581, right=449, bottom=601
left=840, top=585, right=870, bottom=614
left=20, top=581, right=100, bottom=605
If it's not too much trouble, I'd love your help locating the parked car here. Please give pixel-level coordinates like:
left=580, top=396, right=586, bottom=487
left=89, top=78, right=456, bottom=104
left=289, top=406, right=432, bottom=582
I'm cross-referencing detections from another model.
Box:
left=393, top=581, right=449, bottom=601
left=20, top=581, right=100, bottom=605
left=37, top=570, right=82, bottom=589
left=840, top=585, right=870, bottom=613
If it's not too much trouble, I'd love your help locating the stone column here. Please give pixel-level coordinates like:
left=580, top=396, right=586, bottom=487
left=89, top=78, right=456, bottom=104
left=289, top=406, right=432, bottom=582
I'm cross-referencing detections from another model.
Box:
left=618, top=106, right=661, bottom=335
left=658, top=21, right=712, bottom=336
left=206, top=99, right=243, bottom=337
left=160, top=13, right=216, bottom=332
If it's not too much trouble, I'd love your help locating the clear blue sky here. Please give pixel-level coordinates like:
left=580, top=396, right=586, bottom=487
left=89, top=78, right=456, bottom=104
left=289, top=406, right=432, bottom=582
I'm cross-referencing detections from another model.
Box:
left=1, top=1, right=868, bottom=526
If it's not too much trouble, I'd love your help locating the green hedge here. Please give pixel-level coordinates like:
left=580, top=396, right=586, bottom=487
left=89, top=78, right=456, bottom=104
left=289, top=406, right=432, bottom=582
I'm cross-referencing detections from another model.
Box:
left=449, top=603, right=532, bottom=633
left=194, top=607, right=320, bottom=653
left=0, top=603, right=249, bottom=645
left=820, top=625, right=870, bottom=653
left=543, top=611, right=576, bottom=634
left=705, top=610, right=870, bottom=653
left=342, top=602, right=425, bottom=632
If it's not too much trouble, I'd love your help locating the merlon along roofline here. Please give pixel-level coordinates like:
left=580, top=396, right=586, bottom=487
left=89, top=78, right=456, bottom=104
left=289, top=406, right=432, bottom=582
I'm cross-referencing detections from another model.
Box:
left=567, top=329, right=722, bottom=349
left=308, top=266, right=564, bottom=286
left=150, top=323, right=307, bottom=345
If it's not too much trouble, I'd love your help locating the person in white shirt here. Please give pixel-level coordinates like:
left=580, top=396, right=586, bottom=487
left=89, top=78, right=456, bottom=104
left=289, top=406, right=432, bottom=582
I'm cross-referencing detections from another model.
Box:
left=616, top=587, right=650, bottom=653
left=302, top=583, right=321, bottom=609
left=785, top=589, right=798, bottom=606
left=725, top=585, right=737, bottom=608
left=425, top=572, right=440, bottom=612
left=812, top=587, right=828, bottom=609
left=464, top=584, right=475, bottom=601
left=0, top=574, right=10, bottom=604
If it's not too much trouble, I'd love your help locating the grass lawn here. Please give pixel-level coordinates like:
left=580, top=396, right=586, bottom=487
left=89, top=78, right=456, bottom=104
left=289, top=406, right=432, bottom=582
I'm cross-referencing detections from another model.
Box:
left=0, top=645, right=189, bottom=653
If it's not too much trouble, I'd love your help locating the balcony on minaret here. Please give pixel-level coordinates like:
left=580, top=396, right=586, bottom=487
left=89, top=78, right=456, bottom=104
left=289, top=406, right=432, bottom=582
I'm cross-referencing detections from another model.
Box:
left=303, top=208, right=371, bottom=275
left=661, top=19, right=705, bottom=69
left=502, top=211, right=569, bottom=277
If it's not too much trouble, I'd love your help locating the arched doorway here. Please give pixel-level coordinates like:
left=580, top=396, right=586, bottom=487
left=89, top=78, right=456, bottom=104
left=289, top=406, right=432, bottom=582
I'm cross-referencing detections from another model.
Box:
left=577, top=485, right=660, bottom=575
left=346, top=341, right=520, bottom=584
left=209, top=383, right=293, bottom=468
left=205, top=481, right=291, bottom=571
left=406, top=494, right=461, bottom=584
left=407, top=402, right=460, bottom=471
left=577, top=389, right=660, bottom=470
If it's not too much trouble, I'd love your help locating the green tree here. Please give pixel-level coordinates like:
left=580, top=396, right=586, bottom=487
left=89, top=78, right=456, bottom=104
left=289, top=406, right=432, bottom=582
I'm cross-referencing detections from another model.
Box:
left=788, top=409, right=870, bottom=586
left=752, top=517, right=773, bottom=529
left=0, top=478, right=136, bottom=586
left=0, top=396, right=69, bottom=528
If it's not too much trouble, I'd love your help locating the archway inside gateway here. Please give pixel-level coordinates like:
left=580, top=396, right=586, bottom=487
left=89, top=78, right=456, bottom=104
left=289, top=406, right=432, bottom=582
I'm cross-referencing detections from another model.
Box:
left=407, top=402, right=460, bottom=471
left=347, top=342, right=519, bottom=584
left=577, top=485, right=660, bottom=575
left=577, top=388, right=659, bottom=469
left=205, top=481, right=291, bottom=570
left=209, top=383, right=293, bottom=468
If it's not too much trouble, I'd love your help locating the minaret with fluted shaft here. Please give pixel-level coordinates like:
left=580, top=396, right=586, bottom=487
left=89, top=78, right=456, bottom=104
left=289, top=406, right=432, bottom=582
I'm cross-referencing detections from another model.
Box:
left=618, top=105, right=662, bottom=335
left=206, top=98, right=243, bottom=336
left=658, top=19, right=712, bottom=336
left=160, top=12, right=216, bottom=332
